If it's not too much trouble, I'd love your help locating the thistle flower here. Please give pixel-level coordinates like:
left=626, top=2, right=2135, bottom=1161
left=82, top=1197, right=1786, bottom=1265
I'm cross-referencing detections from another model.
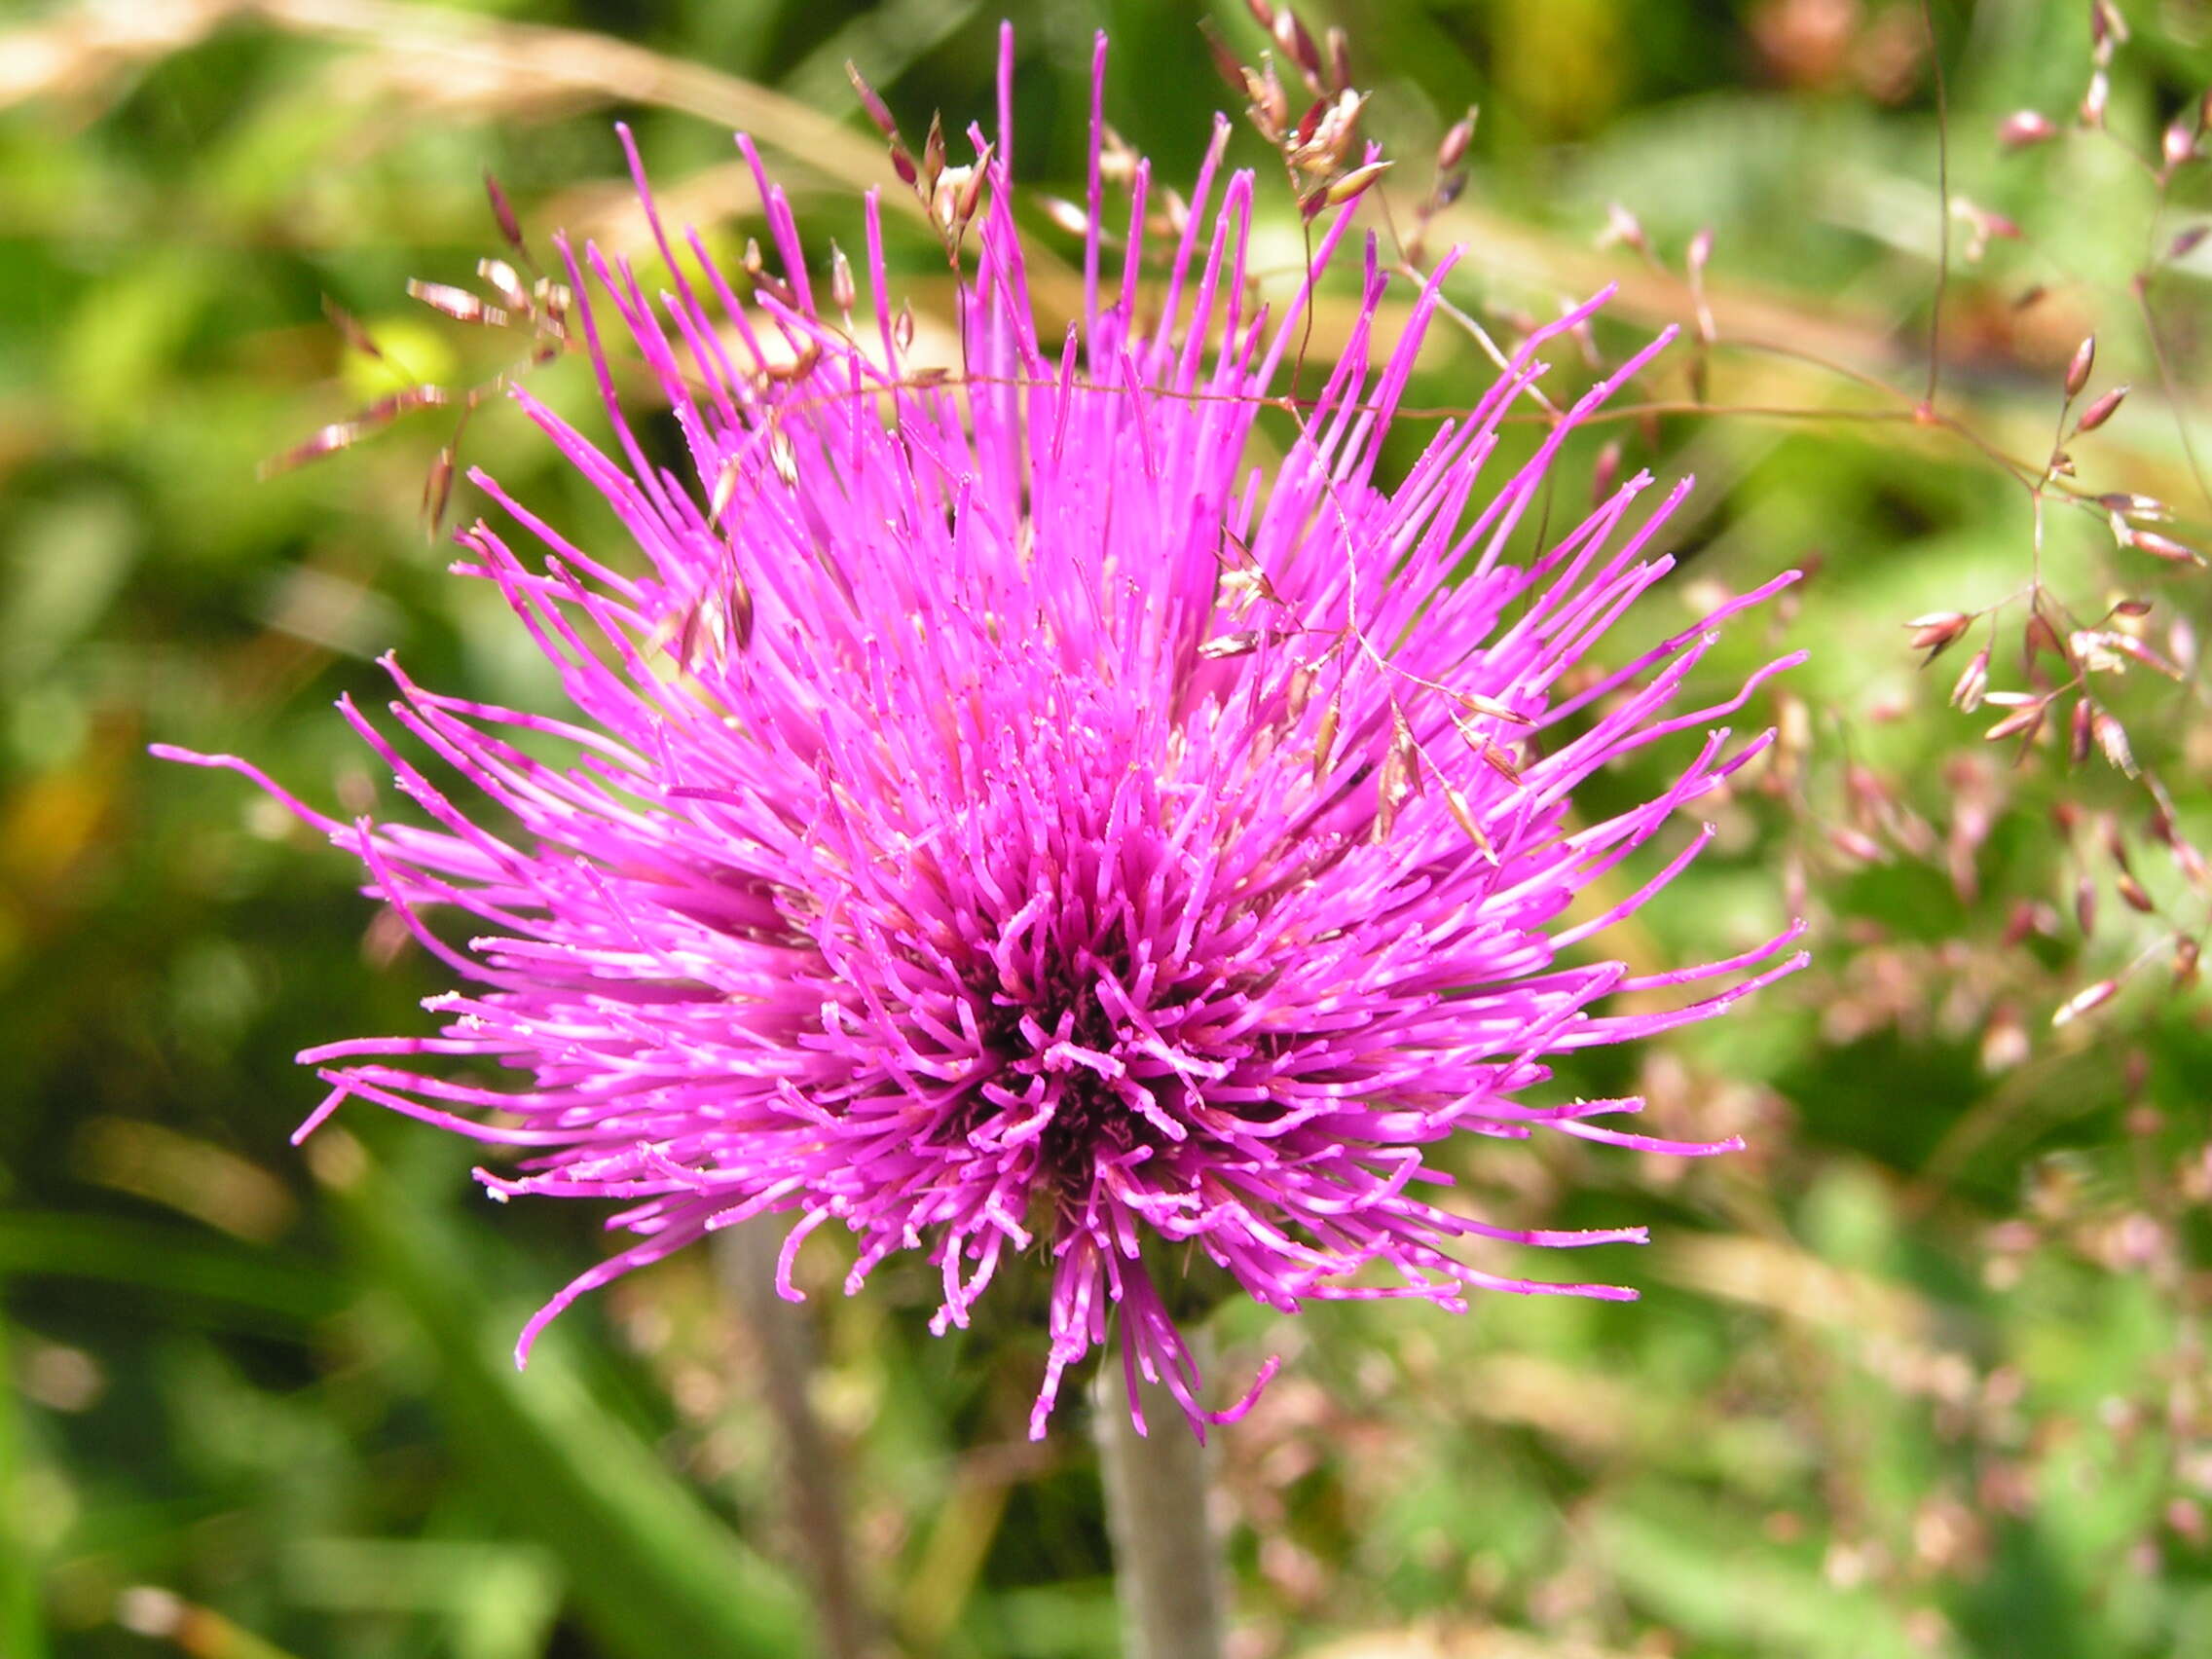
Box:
left=162, top=31, right=1804, bottom=1439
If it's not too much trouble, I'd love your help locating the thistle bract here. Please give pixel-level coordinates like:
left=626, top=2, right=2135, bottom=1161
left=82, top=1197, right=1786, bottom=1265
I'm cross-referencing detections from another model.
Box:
left=165, top=31, right=1804, bottom=1438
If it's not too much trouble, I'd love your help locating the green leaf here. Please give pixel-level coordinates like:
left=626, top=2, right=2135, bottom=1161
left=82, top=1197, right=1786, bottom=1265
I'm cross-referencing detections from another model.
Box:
left=0, top=1212, right=346, bottom=1331
left=329, top=1159, right=811, bottom=1659
left=0, top=1296, right=50, bottom=1659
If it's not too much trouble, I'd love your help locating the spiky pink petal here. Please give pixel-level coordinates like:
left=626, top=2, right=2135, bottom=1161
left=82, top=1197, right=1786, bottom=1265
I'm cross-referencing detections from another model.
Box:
left=166, top=29, right=1802, bottom=1438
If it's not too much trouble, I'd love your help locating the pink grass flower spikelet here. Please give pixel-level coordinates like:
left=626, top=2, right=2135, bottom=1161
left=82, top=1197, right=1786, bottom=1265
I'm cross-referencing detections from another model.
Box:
left=164, top=31, right=1804, bottom=1438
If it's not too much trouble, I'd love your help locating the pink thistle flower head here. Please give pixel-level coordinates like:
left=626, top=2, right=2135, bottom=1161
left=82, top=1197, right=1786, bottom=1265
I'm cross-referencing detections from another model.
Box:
left=163, top=29, right=1804, bottom=1439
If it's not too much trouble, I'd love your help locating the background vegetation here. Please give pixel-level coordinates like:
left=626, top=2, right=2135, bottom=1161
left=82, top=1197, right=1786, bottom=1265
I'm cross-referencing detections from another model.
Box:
left=5, top=0, right=2212, bottom=1655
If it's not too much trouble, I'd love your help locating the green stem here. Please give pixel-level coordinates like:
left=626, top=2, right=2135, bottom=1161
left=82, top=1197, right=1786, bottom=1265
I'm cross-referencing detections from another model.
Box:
left=1091, top=1343, right=1226, bottom=1659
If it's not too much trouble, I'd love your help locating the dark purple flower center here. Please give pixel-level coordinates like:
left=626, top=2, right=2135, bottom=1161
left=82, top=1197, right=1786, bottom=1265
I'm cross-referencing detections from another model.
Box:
left=961, top=921, right=1172, bottom=1195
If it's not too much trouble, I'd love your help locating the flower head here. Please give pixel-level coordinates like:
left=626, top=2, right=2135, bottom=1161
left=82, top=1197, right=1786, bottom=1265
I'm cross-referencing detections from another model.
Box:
left=163, top=30, right=1804, bottom=1438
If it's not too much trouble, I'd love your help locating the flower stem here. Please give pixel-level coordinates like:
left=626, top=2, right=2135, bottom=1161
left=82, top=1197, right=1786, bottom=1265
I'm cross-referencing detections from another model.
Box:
left=1092, top=1345, right=1227, bottom=1659
left=714, top=1224, right=873, bottom=1659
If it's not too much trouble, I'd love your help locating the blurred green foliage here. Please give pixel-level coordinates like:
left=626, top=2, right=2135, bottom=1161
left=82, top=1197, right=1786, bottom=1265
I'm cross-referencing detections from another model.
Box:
left=5, top=0, right=2212, bottom=1655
